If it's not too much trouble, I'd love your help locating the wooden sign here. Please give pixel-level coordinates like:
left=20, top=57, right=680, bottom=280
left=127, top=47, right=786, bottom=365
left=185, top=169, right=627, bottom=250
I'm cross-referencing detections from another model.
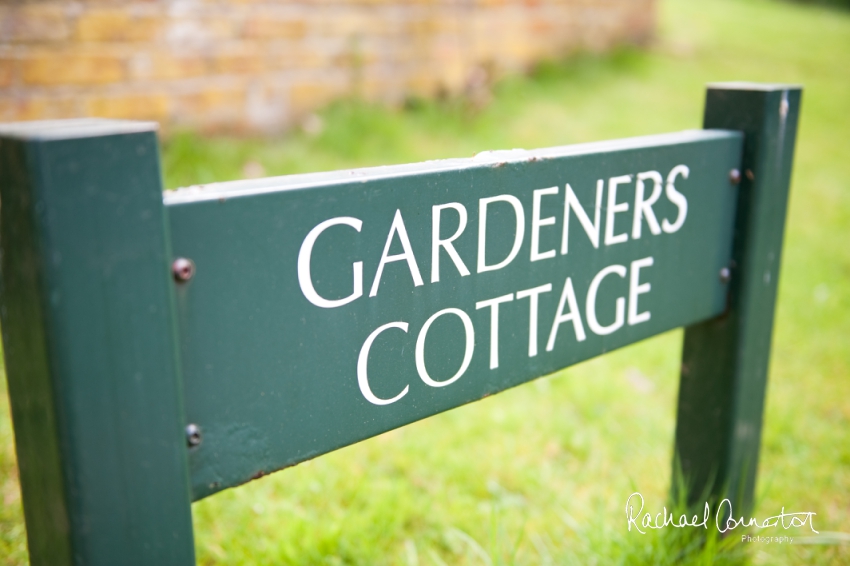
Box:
left=0, top=83, right=801, bottom=565
left=166, top=130, right=741, bottom=498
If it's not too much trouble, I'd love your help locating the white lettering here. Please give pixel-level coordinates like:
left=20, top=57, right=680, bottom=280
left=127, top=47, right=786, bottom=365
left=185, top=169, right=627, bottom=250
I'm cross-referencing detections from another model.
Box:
left=478, top=195, right=525, bottom=273
left=357, top=322, right=409, bottom=405
left=530, top=187, right=559, bottom=262
left=475, top=293, right=514, bottom=369
left=546, top=277, right=586, bottom=351
left=370, top=209, right=424, bottom=297
left=431, top=203, right=470, bottom=283
left=632, top=171, right=663, bottom=239
left=516, top=284, right=553, bottom=357
left=662, top=165, right=689, bottom=233
left=628, top=256, right=654, bottom=325
left=605, top=175, right=631, bottom=246
left=586, top=264, right=627, bottom=335
left=561, top=181, right=602, bottom=254
left=298, top=217, right=363, bottom=309
left=415, top=308, right=475, bottom=387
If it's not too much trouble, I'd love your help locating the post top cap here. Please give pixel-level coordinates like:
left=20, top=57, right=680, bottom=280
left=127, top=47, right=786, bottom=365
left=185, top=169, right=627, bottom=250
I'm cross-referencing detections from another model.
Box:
left=0, top=118, right=157, bottom=141
left=706, top=82, right=803, bottom=92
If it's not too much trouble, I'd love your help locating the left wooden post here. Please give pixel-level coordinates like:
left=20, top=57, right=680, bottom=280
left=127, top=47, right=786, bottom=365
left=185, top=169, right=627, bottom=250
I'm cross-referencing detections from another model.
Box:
left=0, top=120, right=195, bottom=565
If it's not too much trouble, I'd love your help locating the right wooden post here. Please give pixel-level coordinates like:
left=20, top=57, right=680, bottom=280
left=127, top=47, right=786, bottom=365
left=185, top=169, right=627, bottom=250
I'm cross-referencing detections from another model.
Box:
left=674, top=83, right=802, bottom=515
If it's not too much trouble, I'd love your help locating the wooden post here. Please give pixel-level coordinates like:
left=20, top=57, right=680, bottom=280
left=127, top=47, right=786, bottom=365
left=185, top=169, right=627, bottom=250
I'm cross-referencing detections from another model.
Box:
left=674, top=84, right=802, bottom=514
left=0, top=121, right=195, bottom=565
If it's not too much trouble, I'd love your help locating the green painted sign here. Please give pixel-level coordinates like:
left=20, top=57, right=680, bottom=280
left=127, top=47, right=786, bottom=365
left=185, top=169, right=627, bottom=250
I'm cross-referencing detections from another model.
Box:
left=0, top=84, right=801, bottom=566
left=166, top=130, right=742, bottom=498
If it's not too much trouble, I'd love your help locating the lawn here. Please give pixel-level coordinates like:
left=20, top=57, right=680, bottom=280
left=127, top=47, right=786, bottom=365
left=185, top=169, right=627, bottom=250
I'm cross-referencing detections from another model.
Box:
left=1, top=0, right=849, bottom=564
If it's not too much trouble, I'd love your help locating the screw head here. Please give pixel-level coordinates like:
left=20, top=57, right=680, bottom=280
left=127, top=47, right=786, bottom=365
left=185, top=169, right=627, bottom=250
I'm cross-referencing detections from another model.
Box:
left=172, top=258, right=195, bottom=282
left=186, top=423, right=202, bottom=447
left=719, top=267, right=731, bottom=283
left=729, top=169, right=741, bottom=185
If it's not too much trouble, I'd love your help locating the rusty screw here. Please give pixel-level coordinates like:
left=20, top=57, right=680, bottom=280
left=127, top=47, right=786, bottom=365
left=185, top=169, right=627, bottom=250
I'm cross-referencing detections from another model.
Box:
left=172, top=258, right=195, bottom=282
left=729, top=169, right=741, bottom=185
left=719, top=267, right=731, bottom=283
left=186, top=423, right=202, bottom=447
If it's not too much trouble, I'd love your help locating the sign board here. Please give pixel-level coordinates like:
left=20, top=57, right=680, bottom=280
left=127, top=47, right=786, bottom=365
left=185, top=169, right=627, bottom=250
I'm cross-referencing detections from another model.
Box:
left=166, top=130, right=742, bottom=498
left=0, top=84, right=801, bottom=566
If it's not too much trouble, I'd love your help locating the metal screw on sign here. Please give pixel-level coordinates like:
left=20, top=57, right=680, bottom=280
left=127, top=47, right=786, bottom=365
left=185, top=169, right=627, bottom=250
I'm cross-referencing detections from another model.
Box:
left=172, top=258, right=195, bottom=282
left=186, top=424, right=202, bottom=447
left=729, top=169, right=741, bottom=185
left=719, top=267, right=731, bottom=283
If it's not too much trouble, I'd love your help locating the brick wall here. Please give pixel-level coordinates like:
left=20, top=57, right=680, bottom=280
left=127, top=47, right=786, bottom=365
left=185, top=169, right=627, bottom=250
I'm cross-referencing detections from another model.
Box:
left=0, top=0, right=655, bottom=133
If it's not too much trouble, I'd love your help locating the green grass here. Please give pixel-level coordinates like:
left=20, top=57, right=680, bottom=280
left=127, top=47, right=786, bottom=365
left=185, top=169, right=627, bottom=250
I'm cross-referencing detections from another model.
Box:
left=2, top=0, right=849, bottom=564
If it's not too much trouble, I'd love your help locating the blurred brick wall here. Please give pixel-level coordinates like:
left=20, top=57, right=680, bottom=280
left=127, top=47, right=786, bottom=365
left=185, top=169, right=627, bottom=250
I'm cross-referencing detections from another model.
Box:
left=0, top=0, right=655, bottom=133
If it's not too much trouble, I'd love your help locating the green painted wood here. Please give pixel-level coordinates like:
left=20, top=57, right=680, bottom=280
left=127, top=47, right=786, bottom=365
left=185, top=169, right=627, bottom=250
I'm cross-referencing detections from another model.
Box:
left=165, top=130, right=744, bottom=500
left=0, top=125, right=73, bottom=566
left=0, top=120, right=195, bottom=565
left=0, top=84, right=801, bottom=563
left=674, top=84, right=802, bottom=513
